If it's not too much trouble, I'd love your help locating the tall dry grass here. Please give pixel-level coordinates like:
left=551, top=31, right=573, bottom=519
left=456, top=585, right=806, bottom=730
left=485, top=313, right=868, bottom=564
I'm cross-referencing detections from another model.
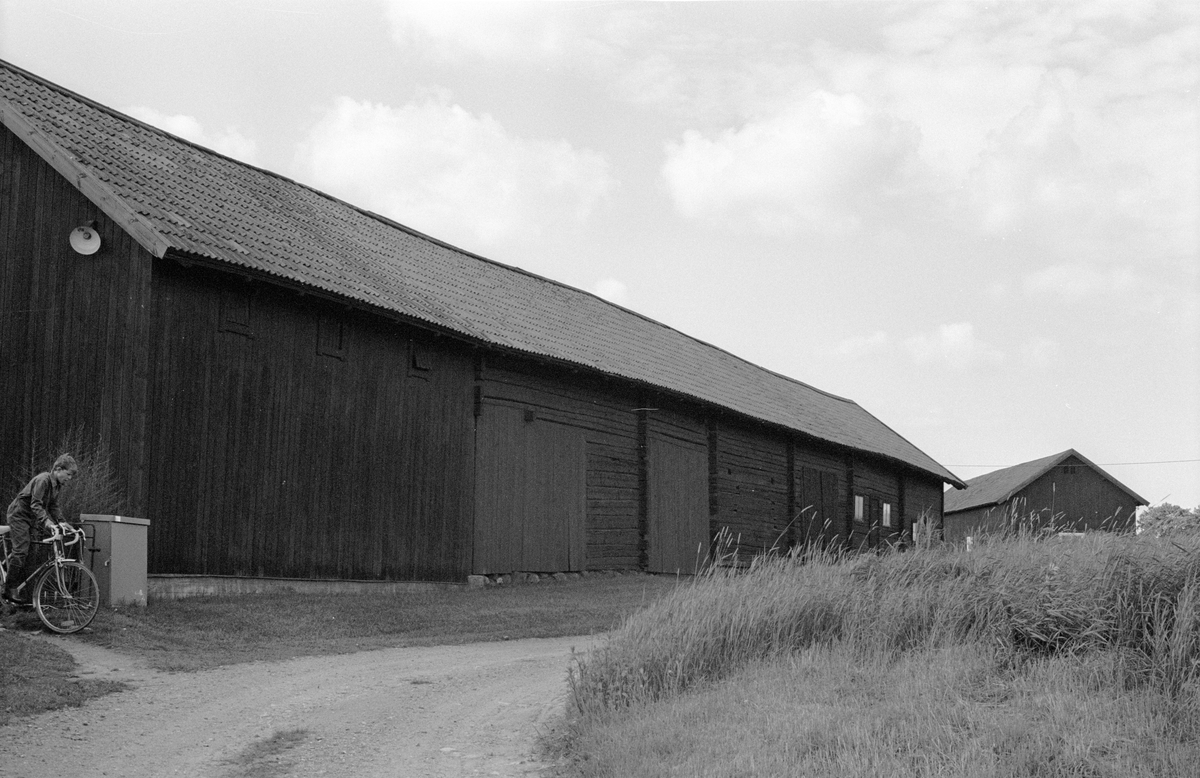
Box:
left=8, top=427, right=131, bottom=521
left=569, top=528, right=1200, bottom=717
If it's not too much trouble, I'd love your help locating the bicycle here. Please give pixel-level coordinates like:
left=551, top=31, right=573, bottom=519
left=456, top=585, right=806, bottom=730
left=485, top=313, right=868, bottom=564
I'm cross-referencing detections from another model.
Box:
left=0, top=521, right=100, bottom=634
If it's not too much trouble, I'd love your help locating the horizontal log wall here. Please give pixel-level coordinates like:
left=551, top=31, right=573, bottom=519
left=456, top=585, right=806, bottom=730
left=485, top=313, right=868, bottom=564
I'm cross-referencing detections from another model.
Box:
left=147, top=262, right=476, bottom=581
left=0, top=126, right=149, bottom=513
left=710, top=419, right=791, bottom=557
left=905, top=473, right=945, bottom=539
left=849, top=456, right=901, bottom=549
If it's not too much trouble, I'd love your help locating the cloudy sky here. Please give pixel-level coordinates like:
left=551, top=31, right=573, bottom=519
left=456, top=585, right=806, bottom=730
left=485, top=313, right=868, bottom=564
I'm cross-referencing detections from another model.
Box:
left=3, top=1, right=1197, bottom=508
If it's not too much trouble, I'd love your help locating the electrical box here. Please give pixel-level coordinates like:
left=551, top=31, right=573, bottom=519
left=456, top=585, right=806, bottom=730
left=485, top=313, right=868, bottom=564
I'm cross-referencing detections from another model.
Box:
left=81, top=514, right=150, bottom=607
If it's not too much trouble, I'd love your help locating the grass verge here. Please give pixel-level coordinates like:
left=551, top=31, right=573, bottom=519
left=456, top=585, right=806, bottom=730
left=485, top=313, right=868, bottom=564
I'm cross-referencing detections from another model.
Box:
left=558, top=532, right=1200, bottom=776
left=0, top=625, right=126, bottom=727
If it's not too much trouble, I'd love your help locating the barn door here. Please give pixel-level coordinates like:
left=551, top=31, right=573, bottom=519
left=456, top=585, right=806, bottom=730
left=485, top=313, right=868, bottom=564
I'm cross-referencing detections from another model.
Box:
left=646, top=433, right=710, bottom=574
left=868, top=496, right=882, bottom=549
left=796, top=467, right=842, bottom=549
left=473, top=403, right=586, bottom=574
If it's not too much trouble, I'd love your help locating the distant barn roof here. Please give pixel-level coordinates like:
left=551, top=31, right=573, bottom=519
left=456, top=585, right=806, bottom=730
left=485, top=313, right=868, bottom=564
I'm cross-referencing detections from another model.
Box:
left=0, top=59, right=962, bottom=486
left=945, top=449, right=1146, bottom=514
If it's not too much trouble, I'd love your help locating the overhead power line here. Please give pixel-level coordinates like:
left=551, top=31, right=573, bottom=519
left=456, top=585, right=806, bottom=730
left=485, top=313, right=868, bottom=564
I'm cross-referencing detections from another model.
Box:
left=949, top=458, right=1200, bottom=468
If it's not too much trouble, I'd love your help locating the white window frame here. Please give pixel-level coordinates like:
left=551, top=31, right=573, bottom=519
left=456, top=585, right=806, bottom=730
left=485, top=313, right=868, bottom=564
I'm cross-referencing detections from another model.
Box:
left=854, top=495, right=865, bottom=523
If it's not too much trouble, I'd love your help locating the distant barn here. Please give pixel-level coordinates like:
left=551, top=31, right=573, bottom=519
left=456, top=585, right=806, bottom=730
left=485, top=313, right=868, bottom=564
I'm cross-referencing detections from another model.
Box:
left=0, top=60, right=963, bottom=586
left=943, top=449, right=1146, bottom=542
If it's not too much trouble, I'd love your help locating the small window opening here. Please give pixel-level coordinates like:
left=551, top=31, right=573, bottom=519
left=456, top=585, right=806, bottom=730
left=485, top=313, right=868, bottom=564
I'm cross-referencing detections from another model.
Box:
left=219, top=286, right=253, bottom=338
left=854, top=495, right=865, bottom=523
left=410, top=340, right=432, bottom=372
left=317, top=315, right=346, bottom=360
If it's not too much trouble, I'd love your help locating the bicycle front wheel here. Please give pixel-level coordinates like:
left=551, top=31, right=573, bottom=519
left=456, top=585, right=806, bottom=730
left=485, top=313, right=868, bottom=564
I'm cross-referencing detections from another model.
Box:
left=33, top=561, right=99, bottom=634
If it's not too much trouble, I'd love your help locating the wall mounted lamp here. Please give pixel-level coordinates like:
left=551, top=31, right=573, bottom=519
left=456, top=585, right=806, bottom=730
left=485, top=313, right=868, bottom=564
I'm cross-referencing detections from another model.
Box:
left=69, top=220, right=101, bottom=255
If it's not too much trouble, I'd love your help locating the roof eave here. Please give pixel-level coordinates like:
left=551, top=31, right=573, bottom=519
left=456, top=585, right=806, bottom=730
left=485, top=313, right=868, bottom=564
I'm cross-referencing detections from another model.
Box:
left=0, top=96, right=171, bottom=259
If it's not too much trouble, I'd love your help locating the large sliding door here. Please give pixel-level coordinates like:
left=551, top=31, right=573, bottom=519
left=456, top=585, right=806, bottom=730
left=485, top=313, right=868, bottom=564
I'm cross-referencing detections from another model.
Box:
left=474, top=403, right=586, bottom=574
left=646, top=433, right=710, bottom=574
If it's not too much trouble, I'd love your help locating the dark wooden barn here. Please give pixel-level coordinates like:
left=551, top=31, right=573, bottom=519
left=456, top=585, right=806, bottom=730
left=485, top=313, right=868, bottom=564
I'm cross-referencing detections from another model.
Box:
left=1, top=61, right=963, bottom=585
left=943, top=449, right=1147, bottom=542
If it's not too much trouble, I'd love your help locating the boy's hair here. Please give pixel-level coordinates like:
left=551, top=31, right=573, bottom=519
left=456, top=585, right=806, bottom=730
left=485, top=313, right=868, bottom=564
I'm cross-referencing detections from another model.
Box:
left=52, top=454, right=79, bottom=473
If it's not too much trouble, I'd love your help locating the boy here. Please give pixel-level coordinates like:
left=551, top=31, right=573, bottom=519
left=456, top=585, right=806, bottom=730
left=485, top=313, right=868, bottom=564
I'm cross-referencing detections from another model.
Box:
left=3, top=454, right=78, bottom=604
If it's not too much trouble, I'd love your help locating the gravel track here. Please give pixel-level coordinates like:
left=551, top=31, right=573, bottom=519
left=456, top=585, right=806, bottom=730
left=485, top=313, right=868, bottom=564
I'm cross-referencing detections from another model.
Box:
left=0, top=633, right=594, bottom=778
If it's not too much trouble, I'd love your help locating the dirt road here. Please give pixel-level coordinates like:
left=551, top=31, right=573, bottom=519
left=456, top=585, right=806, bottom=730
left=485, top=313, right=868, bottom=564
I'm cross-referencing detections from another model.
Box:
left=0, top=633, right=595, bottom=778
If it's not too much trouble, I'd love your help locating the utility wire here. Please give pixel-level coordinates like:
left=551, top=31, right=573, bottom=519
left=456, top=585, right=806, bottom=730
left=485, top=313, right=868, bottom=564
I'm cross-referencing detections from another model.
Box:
left=950, top=458, right=1200, bottom=467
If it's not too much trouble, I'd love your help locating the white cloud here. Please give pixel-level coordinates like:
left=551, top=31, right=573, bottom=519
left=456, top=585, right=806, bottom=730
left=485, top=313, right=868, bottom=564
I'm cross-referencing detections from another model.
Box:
left=661, top=90, right=925, bottom=236
left=383, top=0, right=573, bottom=61
left=294, top=95, right=614, bottom=247
left=125, top=107, right=258, bottom=164
left=1022, top=263, right=1139, bottom=301
left=833, top=330, right=891, bottom=360
left=903, top=323, right=1005, bottom=369
left=1019, top=337, right=1061, bottom=367
left=592, top=278, right=630, bottom=306
left=832, top=324, right=1006, bottom=370
left=827, top=3, right=1199, bottom=271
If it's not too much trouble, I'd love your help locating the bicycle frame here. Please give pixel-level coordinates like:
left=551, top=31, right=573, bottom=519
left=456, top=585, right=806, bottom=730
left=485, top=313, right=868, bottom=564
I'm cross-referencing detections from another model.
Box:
left=1, top=522, right=84, bottom=594
left=2, top=522, right=99, bottom=633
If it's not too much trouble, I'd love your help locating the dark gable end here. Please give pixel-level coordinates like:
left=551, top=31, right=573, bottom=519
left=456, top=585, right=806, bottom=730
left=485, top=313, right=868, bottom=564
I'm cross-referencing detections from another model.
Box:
left=945, top=448, right=1148, bottom=516
left=0, top=59, right=961, bottom=488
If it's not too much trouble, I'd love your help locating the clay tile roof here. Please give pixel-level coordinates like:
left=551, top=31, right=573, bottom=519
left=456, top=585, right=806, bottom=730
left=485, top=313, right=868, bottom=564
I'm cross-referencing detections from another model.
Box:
left=944, top=449, right=1147, bottom=514
left=0, top=60, right=962, bottom=486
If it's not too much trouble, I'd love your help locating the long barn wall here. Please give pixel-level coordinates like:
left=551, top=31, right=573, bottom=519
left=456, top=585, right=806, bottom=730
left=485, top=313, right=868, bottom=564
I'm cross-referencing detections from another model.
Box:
left=147, top=261, right=477, bottom=581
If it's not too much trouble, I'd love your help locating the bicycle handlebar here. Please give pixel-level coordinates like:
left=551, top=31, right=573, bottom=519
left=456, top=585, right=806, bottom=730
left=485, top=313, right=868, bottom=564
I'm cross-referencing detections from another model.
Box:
left=41, top=522, right=84, bottom=546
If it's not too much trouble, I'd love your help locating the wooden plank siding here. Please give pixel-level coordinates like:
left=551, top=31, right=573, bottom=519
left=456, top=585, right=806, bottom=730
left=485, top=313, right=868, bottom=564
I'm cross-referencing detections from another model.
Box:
left=146, top=261, right=476, bottom=581
left=905, top=474, right=944, bottom=537
left=709, top=420, right=792, bottom=557
left=792, top=445, right=850, bottom=549
left=944, top=455, right=1140, bottom=543
left=0, top=124, right=150, bottom=514
left=476, top=355, right=641, bottom=572
left=473, top=402, right=586, bottom=573
left=645, top=407, right=710, bottom=573
left=849, top=457, right=902, bottom=550
left=1015, top=456, right=1140, bottom=532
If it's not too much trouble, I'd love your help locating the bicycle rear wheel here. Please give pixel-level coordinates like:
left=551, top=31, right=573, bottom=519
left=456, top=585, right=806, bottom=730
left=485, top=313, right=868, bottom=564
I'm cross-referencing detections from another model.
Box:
left=33, top=561, right=99, bottom=634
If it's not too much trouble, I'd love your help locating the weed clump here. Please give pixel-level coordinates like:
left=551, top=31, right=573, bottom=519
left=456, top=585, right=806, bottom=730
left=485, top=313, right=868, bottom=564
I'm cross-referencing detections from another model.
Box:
left=7, top=427, right=131, bottom=522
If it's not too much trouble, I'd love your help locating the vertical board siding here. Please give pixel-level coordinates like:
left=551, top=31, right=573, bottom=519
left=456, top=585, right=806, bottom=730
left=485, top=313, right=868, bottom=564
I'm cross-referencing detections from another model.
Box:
left=473, top=402, right=586, bottom=573
left=147, top=262, right=475, bottom=581
left=792, top=443, right=849, bottom=548
left=1016, top=458, right=1139, bottom=532
left=646, top=408, right=710, bottom=573
left=0, top=126, right=149, bottom=513
left=945, top=456, right=1140, bottom=542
